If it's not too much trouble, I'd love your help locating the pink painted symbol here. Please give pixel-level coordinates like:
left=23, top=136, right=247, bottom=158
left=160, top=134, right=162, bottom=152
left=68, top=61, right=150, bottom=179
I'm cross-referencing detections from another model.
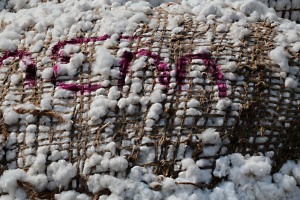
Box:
left=58, top=83, right=102, bottom=94
left=0, top=50, right=36, bottom=86
left=51, top=34, right=111, bottom=93
left=0, top=34, right=227, bottom=98
left=118, top=51, right=134, bottom=89
left=136, top=49, right=170, bottom=87
left=180, top=53, right=227, bottom=98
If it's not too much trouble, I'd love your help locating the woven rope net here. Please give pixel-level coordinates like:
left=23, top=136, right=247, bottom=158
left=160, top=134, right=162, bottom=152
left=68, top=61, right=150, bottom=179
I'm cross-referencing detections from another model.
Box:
left=0, top=7, right=299, bottom=198
left=260, top=0, right=300, bottom=23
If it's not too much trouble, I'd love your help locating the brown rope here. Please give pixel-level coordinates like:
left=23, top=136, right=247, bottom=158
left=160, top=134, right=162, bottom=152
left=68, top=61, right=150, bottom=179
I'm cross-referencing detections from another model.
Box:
left=14, top=108, right=64, bottom=123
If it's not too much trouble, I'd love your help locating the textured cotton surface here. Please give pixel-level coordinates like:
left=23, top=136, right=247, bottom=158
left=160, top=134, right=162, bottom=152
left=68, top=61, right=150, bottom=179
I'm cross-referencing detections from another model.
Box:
left=0, top=0, right=299, bottom=199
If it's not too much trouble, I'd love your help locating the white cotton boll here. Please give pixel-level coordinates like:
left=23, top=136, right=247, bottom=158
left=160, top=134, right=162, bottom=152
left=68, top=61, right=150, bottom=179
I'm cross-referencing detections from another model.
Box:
left=41, top=98, right=52, bottom=110
left=292, top=165, right=300, bottom=184
left=280, top=160, right=296, bottom=175
left=238, top=0, right=270, bottom=16
left=25, top=132, right=35, bottom=146
left=229, top=23, right=252, bottom=40
left=100, top=158, right=110, bottom=172
left=131, top=82, right=143, bottom=94
left=216, top=98, right=232, bottom=110
left=281, top=175, right=297, bottom=192
left=42, top=68, right=54, bottom=81
left=255, top=181, right=281, bottom=199
left=285, top=77, right=298, bottom=89
left=185, top=165, right=212, bottom=184
left=0, top=169, right=26, bottom=196
left=216, top=24, right=226, bottom=32
left=106, top=142, right=116, bottom=155
left=230, top=153, right=245, bottom=167
left=162, top=177, right=176, bottom=191
left=117, top=98, right=128, bottom=109
left=28, top=154, right=46, bottom=175
left=291, top=42, right=300, bottom=52
left=187, top=99, right=200, bottom=108
left=6, top=150, right=16, bottom=161
left=146, top=103, right=163, bottom=122
left=210, top=187, right=226, bottom=200
left=103, top=38, right=118, bottom=48
left=47, top=160, right=77, bottom=189
left=48, top=150, right=62, bottom=161
left=224, top=72, right=237, bottom=81
left=54, top=88, right=74, bottom=98
left=108, top=86, right=121, bottom=100
left=0, top=39, right=17, bottom=51
left=186, top=108, right=201, bottom=116
left=59, top=53, right=85, bottom=77
left=131, top=60, right=147, bottom=71
left=181, top=158, right=195, bottom=170
left=89, top=96, right=117, bottom=121
left=26, top=124, right=37, bottom=133
left=210, top=182, right=238, bottom=200
left=4, top=93, right=18, bottom=101
left=4, top=110, right=19, bottom=125
left=62, top=45, right=80, bottom=55
left=29, top=40, right=44, bottom=53
left=26, top=174, right=48, bottom=192
left=214, top=156, right=230, bottom=178
left=197, top=128, right=221, bottom=145
left=109, top=156, right=128, bottom=172
left=129, top=13, right=149, bottom=24
left=10, top=74, right=21, bottom=85
left=269, top=46, right=290, bottom=72
left=83, top=154, right=102, bottom=175
left=220, top=182, right=238, bottom=200
left=285, top=30, right=299, bottom=43
left=172, top=27, right=184, bottom=34
left=126, top=104, right=138, bottom=114
left=92, top=47, right=116, bottom=76
left=202, top=146, right=221, bottom=157
left=55, top=190, right=91, bottom=200
left=87, top=174, right=103, bottom=193
left=148, top=18, right=157, bottom=29
left=150, top=90, right=165, bottom=103
left=9, top=0, right=27, bottom=10
left=240, top=156, right=271, bottom=178
left=221, top=61, right=237, bottom=72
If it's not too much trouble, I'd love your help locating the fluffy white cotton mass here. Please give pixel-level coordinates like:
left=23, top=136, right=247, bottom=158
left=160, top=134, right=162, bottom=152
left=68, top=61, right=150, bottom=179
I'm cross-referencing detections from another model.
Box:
left=269, top=46, right=290, bottom=72
left=92, top=47, right=117, bottom=77
left=57, top=53, right=85, bottom=77
left=88, top=95, right=117, bottom=123
left=3, top=109, right=19, bottom=125
left=55, top=190, right=91, bottom=200
left=47, top=160, right=77, bottom=189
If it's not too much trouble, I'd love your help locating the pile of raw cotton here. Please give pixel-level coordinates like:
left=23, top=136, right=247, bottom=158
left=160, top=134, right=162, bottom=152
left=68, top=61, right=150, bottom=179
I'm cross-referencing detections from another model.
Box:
left=0, top=0, right=299, bottom=199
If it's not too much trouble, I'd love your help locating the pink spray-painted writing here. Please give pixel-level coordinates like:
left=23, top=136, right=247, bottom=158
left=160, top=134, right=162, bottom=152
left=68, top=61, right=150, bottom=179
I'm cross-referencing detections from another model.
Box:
left=0, top=50, right=36, bottom=86
left=0, top=34, right=227, bottom=97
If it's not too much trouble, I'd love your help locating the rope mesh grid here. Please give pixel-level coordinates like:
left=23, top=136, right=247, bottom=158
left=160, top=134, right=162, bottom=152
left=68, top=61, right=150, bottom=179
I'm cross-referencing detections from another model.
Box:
left=0, top=9, right=299, bottom=197
left=260, top=0, right=300, bottom=23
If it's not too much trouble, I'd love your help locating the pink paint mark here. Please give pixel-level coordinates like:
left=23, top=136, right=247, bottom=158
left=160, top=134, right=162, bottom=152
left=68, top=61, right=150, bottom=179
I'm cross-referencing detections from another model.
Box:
left=118, top=51, right=134, bottom=89
left=51, top=34, right=112, bottom=89
left=136, top=49, right=170, bottom=87
left=58, top=83, right=102, bottom=94
left=175, top=57, right=188, bottom=90
left=185, top=53, right=227, bottom=98
left=51, top=34, right=110, bottom=56
left=0, top=50, right=36, bottom=86
left=0, top=34, right=227, bottom=97
left=158, top=62, right=170, bottom=86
